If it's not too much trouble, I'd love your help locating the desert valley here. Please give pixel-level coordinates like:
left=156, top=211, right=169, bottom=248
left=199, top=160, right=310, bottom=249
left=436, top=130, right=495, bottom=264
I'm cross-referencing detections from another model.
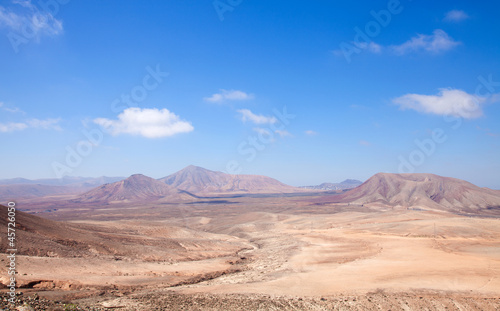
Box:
left=1, top=165, right=499, bottom=310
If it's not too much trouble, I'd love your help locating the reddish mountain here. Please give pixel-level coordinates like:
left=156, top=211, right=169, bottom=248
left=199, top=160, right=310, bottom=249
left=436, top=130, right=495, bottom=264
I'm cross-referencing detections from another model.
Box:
left=75, top=174, right=193, bottom=203
left=159, top=165, right=304, bottom=194
left=315, top=173, right=500, bottom=214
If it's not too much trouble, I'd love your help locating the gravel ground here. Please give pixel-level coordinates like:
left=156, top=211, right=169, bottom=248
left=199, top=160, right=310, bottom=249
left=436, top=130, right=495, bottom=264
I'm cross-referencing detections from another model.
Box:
left=0, top=293, right=106, bottom=311
left=124, top=292, right=500, bottom=311
left=1, top=291, right=499, bottom=310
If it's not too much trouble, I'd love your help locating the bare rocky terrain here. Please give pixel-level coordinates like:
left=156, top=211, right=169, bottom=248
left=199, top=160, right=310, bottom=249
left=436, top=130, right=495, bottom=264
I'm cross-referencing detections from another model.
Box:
left=1, top=171, right=499, bottom=310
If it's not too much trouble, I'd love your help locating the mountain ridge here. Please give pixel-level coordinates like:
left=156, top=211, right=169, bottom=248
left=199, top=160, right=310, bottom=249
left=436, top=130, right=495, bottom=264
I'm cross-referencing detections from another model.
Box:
left=313, top=172, right=500, bottom=214
left=0, top=176, right=125, bottom=187
left=159, top=165, right=305, bottom=194
left=74, top=174, right=193, bottom=203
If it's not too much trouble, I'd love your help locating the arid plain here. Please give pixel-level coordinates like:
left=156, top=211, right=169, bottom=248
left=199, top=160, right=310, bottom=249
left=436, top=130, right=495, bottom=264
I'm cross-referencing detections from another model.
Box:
left=1, top=166, right=500, bottom=310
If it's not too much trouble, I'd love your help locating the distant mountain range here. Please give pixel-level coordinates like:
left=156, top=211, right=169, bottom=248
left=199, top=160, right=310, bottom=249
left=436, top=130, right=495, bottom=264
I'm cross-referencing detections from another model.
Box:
left=3, top=168, right=500, bottom=216
left=313, top=173, right=500, bottom=215
left=0, top=184, right=78, bottom=199
left=300, top=179, right=363, bottom=191
left=159, top=165, right=303, bottom=194
left=0, top=176, right=125, bottom=187
left=0, top=166, right=307, bottom=202
left=0, top=176, right=125, bottom=200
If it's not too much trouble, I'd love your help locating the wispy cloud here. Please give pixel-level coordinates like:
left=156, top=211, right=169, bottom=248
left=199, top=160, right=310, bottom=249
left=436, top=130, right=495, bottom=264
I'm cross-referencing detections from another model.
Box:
left=253, top=127, right=271, bottom=134
left=356, top=41, right=382, bottom=53
left=0, top=117, right=61, bottom=132
left=305, top=130, right=318, bottom=136
left=0, top=122, right=27, bottom=132
left=476, top=126, right=499, bottom=138
left=252, top=128, right=292, bottom=142
left=275, top=129, right=292, bottom=138
left=204, top=89, right=254, bottom=103
left=4, top=107, right=24, bottom=113
left=0, top=0, right=63, bottom=39
left=26, top=118, right=61, bottom=130
left=392, top=88, right=494, bottom=119
left=359, top=140, right=371, bottom=146
left=0, top=102, right=25, bottom=114
left=391, top=29, right=460, bottom=55
left=444, top=10, right=469, bottom=23
left=252, top=128, right=276, bottom=143
left=237, top=109, right=277, bottom=124
left=94, top=107, right=194, bottom=139
left=333, top=29, right=460, bottom=60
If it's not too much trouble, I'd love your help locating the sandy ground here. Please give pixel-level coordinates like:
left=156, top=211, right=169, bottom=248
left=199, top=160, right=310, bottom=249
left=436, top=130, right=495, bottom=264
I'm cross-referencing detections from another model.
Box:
left=1, top=201, right=499, bottom=310
left=171, top=211, right=500, bottom=297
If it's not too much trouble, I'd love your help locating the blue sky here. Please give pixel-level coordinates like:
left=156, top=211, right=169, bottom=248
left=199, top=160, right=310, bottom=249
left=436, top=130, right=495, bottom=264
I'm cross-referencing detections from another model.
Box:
left=1, top=0, right=499, bottom=188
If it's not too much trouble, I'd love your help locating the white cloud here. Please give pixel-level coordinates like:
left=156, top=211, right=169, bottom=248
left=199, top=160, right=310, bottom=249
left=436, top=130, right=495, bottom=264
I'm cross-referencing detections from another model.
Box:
left=391, top=29, right=460, bottom=55
left=237, top=109, right=277, bottom=124
left=305, top=130, right=317, bottom=136
left=444, top=10, right=469, bottom=23
left=0, top=117, right=61, bottom=132
left=204, top=89, right=254, bottom=103
left=94, top=107, right=194, bottom=139
left=0, top=0, right=63, bottom=39
left=393, top=88, right=489, bottom=119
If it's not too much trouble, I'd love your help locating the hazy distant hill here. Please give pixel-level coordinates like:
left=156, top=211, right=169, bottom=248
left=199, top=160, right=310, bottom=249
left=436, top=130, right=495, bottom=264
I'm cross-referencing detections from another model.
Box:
left=0, top=176, right=124, bottom=187
left=301, top=179, right=363, bottom=191
left=159, top=165, right=304, bottom=194
left=314, top=173, right=500, bottom=215
left=0, top=176, right=126, bottom=200
left=0, top=184, right=78, bottom=200
left=75, top=174, right=194, bottom=203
